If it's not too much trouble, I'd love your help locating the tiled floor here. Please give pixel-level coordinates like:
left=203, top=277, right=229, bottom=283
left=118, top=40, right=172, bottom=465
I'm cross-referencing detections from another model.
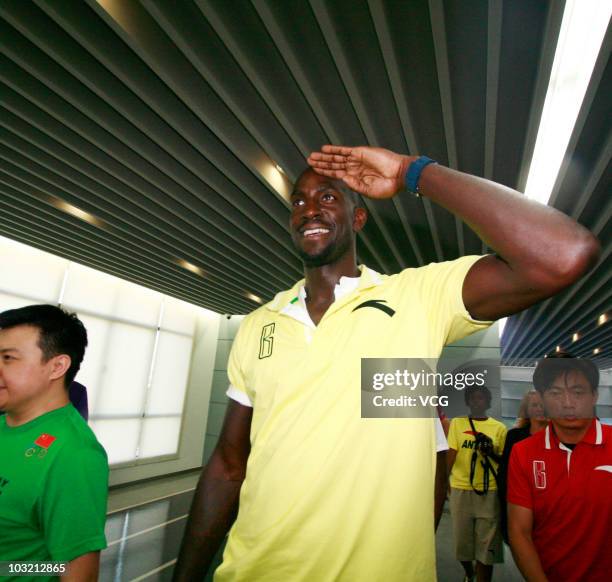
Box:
left=103, top=474, right=522, bottom=581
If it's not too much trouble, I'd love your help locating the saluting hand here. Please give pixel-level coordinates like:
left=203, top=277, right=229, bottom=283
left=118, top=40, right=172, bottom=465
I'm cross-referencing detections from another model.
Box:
left=307, top=145, right=414, bottom=199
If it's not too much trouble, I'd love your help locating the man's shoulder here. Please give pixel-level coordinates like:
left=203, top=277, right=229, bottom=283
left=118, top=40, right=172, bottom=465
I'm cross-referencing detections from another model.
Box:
left=512, top=428, right=546, bottom=458
left=489, top=417, right=508, bottom=430
left=51, top=408, right=107, bottom=463
left=449, top=416, right=469, bottom=429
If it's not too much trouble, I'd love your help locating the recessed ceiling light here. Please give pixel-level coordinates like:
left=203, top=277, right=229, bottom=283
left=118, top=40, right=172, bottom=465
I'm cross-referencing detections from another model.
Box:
left=572, top=332, right=580, bottom=342
left=593, top=348, right=600, bottom=355
left=178, top=259, right=204, bottom=276
left=555, top=345, right=561, bottom=353
left=52, top=200, right=102, bottom=227
left=524, top=0, right=611, bottom=205
left=598, top=313, right=608, bottom=325
left=246, top=292, right=262, bottom=304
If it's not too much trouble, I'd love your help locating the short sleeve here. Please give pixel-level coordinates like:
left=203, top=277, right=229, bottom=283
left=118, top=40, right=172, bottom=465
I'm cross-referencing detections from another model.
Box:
left=507, top=445, right=532, bottom=509
left=414, top=256, right=494, bottom=345
left=435, top=417, right=448, bottom=452
left=41, top=443, right=109, bottom=561
left=447, top=418, right=459, bottom=450
left=227, top=318, right=252, bottom=405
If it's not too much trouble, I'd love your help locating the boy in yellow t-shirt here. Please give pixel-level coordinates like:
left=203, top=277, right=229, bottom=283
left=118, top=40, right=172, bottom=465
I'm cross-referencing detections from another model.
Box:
left=447, top=385, right=507, bottom=582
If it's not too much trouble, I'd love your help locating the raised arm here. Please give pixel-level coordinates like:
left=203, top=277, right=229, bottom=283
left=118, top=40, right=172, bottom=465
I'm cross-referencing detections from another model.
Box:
left=173, top=400, right=252, bottom=581
left=308, top=146, right=600, bottom=321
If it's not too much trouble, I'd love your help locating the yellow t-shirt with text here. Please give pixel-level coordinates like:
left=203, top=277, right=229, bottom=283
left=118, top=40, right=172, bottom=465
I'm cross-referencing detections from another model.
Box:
left=448, top=416, right=507, bottom=490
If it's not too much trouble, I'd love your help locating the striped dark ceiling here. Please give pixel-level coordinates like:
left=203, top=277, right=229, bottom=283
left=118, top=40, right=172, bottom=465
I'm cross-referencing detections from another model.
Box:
left=0, top=0, right=609, bottom=368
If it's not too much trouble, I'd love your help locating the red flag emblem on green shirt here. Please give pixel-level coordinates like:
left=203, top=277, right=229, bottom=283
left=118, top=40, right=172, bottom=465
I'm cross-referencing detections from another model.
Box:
left=34, top=434, right=56, bottom=449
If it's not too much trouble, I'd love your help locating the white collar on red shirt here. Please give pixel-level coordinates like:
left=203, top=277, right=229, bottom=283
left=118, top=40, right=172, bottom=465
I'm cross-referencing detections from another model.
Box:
left=544, top=418, right=604, bottom=450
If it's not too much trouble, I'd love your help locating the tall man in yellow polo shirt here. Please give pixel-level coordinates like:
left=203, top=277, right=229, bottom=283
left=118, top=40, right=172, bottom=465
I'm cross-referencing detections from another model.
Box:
left=174, top=145, right=599, bottom=581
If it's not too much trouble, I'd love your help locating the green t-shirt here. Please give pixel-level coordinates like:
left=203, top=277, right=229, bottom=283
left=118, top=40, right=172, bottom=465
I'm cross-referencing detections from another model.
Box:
left=0, top=404, right=108, bottom=580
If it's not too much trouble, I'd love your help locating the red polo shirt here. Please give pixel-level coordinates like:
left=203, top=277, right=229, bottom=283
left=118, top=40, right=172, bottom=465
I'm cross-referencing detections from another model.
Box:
left=508, top=419, right=612, bottom=582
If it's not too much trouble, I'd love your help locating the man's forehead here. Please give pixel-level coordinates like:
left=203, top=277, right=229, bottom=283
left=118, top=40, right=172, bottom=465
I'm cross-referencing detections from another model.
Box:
left=0, top=325, right=40, bottom=345
left=291, top=170, right=344, bottom=196
left=550, top=369, right=590, bottom=388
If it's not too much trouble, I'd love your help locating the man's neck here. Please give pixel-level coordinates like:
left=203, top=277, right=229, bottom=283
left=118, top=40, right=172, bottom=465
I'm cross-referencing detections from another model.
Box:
left=303, top=258, right=360, bottom=305
left=6, top=388, right=69, bottom=427
left=551, top=419, right=593, bottom=445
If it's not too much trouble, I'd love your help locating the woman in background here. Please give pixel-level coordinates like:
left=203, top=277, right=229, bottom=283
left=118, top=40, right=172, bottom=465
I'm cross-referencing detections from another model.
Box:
left=498, top=390, right=547, bottom=543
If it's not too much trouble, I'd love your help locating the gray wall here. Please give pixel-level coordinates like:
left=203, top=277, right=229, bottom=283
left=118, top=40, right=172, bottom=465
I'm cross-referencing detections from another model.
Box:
left=203, top=315, right=244, bottom=464
left=440, top=322, right=502, bottom=419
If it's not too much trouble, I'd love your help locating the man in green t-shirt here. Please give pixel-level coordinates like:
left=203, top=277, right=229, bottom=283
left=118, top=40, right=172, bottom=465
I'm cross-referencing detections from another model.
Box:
left=0, top=304, right=108, bottom=581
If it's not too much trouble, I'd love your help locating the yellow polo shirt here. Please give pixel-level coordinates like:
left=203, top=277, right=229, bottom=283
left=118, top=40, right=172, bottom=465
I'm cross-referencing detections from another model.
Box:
left=217, top=256, right=491, bottom=582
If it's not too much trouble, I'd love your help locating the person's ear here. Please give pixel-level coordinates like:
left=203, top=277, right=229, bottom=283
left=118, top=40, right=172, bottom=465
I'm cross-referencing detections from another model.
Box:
left=353, top=207, right=367, bottom=232
left=48, top=354, right=71, bottom=381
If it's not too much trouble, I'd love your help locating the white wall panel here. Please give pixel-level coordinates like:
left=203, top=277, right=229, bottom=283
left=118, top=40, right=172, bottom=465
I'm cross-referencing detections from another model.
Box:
left=146, top=331, right=193, bottom=415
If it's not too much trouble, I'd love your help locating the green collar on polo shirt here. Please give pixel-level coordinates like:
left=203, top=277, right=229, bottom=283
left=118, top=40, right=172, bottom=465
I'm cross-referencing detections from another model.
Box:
left=265, top=265, right=383, bottom=313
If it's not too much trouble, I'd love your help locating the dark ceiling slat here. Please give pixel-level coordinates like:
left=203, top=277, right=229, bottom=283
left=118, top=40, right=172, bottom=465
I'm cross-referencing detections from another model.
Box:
left=0, top=163, right=283, bottom=300
left=570, top=135, right=612, bottom=222
left=141, top=0, right=310, bottom=177
left=505, top=247, right=611, bottom=363
left=0, top=196, right=254, bottom=314
left=0, top=101, right=302, bottom=290
left=0, top=3, right=295, bottom=255
left=428, top=0, right=457, bottom=170
left=308, top=0, right=414, bottom=271
left=0, top=182, right=271, bottom=307
left=424, top=0, right=459, bottom=262
left=503, top=244, right=611, bottom=364
left=480, top=0, right=503, bottom=257
left=249, top=0, right=390, bottom=272
left=573, top=323, right=611, bottom=353
left=0, top=32, right=302, bottom=276
left=0, top=221, right=249, bottom=315
left=484, top=0, right=502, bottom=181
left=366, top=0, right=426, bottom=266
left=0, top=125, right=296, bottom=288
left=40, top=0, right=297, bottom=218
left=502, top=249, right=610, bottom=363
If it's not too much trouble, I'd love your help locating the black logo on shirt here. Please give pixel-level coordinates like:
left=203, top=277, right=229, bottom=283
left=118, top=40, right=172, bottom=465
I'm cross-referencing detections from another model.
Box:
left=352, top=299, right=395, bottom=317
left=0, top=477, right=9, bottom=495
left=259, top=323, right=275, bottom=359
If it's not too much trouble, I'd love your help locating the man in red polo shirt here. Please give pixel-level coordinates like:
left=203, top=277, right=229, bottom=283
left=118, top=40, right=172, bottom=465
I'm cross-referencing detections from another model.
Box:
left=507, top=354, right=611, bottom=582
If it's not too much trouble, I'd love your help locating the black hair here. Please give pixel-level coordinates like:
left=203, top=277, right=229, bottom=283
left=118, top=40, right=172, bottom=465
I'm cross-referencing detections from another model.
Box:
left=533, top=351, right=599, bottom=393
left=464, top=384, right=492, bottom=407
left=0, top=304, right=88, bottom=387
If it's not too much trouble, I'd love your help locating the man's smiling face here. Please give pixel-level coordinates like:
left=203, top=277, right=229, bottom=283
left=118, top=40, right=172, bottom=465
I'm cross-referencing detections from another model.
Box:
left=289, top=170, right=365, bottom=268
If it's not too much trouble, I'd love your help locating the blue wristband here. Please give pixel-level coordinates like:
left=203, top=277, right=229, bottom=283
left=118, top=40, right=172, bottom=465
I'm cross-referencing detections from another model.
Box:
left=405, top=156, right=437, bottom=195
